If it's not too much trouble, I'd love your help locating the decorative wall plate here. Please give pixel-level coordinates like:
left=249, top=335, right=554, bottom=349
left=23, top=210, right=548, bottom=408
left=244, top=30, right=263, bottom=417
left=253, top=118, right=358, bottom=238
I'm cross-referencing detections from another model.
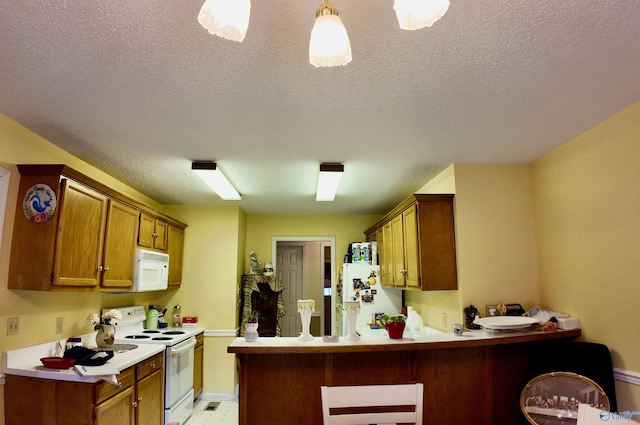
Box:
left=23, top=184, right=57, bottom=223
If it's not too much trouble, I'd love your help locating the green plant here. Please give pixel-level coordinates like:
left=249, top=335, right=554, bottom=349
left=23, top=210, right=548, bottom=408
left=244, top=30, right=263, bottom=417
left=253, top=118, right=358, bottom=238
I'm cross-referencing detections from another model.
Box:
left=378, top=314, right=405, bottom=326
left=242, top=311, right=259, bottom=324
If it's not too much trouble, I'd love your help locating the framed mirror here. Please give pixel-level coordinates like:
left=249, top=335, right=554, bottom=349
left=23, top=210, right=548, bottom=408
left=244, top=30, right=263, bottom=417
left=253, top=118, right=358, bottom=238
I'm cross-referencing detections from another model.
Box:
left=521, top=371, right=610, bottom=425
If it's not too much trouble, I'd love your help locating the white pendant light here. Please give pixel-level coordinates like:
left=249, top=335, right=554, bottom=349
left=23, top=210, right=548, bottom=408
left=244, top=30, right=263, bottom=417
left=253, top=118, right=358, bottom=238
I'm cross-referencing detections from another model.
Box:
left=393, top=0, right=450, bottom=31
left=316, top=163, right=344, bottom=201
left=192, top=161, right=241, bottom=200
left=198, top=0, right=251, bottom=42
left=309, top=1, right=352, bottom=67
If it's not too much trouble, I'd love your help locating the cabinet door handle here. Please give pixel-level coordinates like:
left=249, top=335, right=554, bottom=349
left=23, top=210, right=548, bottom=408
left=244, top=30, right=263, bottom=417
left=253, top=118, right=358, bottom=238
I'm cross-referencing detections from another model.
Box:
left=150, top=363, right=156, bottom=369
left=132, top=401, right=138, bottom=408
left=138, top=396, right=143, bottom=402
left=97, top=265, right=103, bottom=272
left=117, top=381, right=122, bottom=388
left=103, top=266, right=110, bottom=272
left=400, top=269, right=407, bottom=274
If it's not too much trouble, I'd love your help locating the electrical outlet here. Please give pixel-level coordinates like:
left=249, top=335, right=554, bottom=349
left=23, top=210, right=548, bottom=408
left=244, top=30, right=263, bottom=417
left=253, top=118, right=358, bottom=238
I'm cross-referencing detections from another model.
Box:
left=442, top=312, right=447, bottom=328
left=56, top=317, right=64, bottom=334
left=7, top=317, right=19, bottom=336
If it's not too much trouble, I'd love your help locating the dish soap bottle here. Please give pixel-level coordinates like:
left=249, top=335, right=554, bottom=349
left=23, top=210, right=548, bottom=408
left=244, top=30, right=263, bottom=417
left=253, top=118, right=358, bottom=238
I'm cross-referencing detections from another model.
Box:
left=173, top=305, right=181, bottom=327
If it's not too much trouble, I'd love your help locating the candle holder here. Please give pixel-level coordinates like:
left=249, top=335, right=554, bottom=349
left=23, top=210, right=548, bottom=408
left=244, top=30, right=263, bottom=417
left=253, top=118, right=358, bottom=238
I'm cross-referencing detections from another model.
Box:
left=297, top=299, right=315, bottom=341
left=344, top=300, right=361, bottom=341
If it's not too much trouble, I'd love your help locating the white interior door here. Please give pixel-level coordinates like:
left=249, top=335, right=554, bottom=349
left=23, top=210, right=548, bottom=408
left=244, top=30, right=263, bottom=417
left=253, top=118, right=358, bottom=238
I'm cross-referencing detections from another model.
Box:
left=276, top=245, right=304, bottom=337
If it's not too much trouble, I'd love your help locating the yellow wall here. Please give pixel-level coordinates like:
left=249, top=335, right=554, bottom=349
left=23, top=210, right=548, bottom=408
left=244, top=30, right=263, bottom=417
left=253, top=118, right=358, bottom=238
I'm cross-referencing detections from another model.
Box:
left=530, top=101, right=640, bottom=410
left=244, top=215, right=381, bottom=275
left=406, top=164, right=540, bottom=331
left=161, top=205, right=245, bottom=395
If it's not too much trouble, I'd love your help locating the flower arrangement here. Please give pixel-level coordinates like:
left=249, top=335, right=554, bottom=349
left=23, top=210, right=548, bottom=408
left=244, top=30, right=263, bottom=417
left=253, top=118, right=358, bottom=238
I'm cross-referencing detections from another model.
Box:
left=87, top=309, right=123, bottom=331
left=242, top=311, right=259, bottom=324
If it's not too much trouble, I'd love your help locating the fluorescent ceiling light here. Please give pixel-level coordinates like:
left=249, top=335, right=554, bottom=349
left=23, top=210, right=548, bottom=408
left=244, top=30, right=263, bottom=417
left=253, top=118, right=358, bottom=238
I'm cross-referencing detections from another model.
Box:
left=316, top=163, right=344, bottom=201
left=192, top=161, right=241, bottom=200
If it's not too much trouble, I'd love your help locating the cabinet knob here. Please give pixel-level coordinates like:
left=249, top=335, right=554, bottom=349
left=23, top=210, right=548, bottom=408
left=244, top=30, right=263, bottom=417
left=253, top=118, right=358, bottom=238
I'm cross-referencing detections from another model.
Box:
left=97, top=265, right=103, bottom=272
left=117, top=382, right=123, bottom=388
left=138, top=396, right=143, bottom=402
left=150, top=363, right=156, bottom=369
left=132, top=401, right=138, bottom=408
left=103, top=266, right=110, bottom=272
left=400, top=269, right=407, bottom=274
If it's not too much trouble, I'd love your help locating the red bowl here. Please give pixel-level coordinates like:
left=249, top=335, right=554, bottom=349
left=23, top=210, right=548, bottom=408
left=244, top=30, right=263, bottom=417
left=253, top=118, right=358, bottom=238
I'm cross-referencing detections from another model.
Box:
left=40, top=357, right=76, bottom=369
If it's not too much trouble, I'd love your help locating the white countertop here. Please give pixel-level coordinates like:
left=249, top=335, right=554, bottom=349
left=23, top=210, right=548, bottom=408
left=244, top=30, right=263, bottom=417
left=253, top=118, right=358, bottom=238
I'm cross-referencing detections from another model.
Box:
left=228, top=325, right=580, bottom=351
left=2, top=333, right=165, bottom=384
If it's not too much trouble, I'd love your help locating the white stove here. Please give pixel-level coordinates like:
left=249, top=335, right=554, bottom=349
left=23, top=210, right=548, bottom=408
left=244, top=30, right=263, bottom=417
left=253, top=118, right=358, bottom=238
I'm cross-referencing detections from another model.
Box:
left=108, top=306, right=198, bottom=425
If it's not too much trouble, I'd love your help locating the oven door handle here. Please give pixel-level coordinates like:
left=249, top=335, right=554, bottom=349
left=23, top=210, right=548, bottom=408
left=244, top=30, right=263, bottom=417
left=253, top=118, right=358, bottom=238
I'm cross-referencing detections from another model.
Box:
left=170, top=338, right=196, bottom=356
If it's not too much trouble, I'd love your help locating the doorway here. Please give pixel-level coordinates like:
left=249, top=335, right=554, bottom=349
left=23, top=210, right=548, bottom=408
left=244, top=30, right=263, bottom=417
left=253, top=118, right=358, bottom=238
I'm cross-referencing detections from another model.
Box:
left=272, top=236, right=336, bottom=337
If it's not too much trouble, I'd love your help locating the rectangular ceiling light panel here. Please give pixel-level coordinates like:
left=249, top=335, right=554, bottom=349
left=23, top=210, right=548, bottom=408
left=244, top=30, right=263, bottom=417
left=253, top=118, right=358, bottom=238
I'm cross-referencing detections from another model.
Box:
left=192, top=161, right=241, bottom=200
left=316, top=163, right=344, bottom=201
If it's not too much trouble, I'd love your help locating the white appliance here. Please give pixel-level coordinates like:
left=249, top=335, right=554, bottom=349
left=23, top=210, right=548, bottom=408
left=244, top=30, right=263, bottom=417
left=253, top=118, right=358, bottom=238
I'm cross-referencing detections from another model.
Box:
left=132, top=249, right=169, bottom=292
left=108, top=306, right=199, bottom=425
left=339, top=263, right=402, bottom=336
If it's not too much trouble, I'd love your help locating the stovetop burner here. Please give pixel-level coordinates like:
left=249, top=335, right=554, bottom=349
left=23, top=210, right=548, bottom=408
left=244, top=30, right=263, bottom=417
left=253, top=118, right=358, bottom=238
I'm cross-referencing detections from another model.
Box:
left=143, top=330, right=162, bottom=334
left=125, top=335, right=151, bottom=339
left=152, top=337, right=173, bottom=341
left=163, top=331, right=185, bottom=335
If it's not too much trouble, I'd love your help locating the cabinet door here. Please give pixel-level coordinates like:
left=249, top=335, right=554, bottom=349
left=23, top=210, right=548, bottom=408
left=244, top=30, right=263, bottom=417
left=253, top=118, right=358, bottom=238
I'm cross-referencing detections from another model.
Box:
left=136, top=370, right=164, bottom=425
left=95, top=386, right=135, bottom=425
left=153, top=219, right=168, bottom=251
left=402, top=205, right=421, bottom=288
left=54, top=180, right=107, bottom=287
left=167, top=224, right=185, bottom=287
left=390, top=214, right=406, bottom=287
left=138, top=212, right=155, bottom=248
left=102, top=200, right=138, bottom=290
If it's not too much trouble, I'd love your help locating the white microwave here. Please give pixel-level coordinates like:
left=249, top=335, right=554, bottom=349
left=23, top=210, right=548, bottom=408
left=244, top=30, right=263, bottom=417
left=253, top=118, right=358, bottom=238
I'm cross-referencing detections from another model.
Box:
left=132, top=249, right=169, bottom=292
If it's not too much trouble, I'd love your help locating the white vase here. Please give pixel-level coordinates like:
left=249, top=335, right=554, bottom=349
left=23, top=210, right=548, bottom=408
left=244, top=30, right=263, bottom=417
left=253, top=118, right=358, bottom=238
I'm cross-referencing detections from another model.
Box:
left=344, top=301, right=361, bottom=341
left=297, top=299, right=315, bottom=341
left=244, top=322, right=259, bottom=342
left=96, top=324, right=116, bottom=348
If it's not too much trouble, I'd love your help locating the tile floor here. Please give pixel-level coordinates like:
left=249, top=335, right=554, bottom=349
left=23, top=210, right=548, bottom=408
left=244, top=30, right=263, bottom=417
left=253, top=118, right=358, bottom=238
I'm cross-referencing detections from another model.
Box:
left=185, top=400, right=239, bottom=425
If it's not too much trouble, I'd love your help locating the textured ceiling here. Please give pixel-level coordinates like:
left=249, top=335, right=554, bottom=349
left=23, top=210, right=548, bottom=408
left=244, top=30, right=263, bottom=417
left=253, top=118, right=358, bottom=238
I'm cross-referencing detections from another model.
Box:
left=1, top=0, right=639, bottom=215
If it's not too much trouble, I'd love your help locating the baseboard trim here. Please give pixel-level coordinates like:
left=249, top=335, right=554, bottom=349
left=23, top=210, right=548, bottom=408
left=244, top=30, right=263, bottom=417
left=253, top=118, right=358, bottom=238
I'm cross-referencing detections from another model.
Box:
left=614, top=368, right=640, bottom=386
left=197, top=392, right=237, bottom=402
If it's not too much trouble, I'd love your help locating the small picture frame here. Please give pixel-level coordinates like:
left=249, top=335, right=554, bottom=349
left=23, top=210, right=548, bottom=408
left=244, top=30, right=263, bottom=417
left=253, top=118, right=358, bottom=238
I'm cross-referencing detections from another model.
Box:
left=521, top=371, right=610, bottom=425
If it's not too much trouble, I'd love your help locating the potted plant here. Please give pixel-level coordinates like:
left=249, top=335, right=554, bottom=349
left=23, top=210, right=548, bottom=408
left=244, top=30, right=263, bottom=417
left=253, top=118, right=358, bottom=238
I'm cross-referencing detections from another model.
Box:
left=243, top=311, right=259, bottom=342
left=378, top=314, right=406, bottom=339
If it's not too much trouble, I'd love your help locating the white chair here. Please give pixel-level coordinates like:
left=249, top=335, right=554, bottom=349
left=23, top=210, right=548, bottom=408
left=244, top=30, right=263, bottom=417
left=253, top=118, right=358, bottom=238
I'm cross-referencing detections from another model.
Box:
left=321, top=383, right=424, bottom=425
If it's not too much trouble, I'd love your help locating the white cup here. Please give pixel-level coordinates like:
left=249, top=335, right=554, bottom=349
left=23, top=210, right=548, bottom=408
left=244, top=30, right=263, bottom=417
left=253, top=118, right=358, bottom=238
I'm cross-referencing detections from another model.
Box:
left=453, top=323, right=464, bottom=335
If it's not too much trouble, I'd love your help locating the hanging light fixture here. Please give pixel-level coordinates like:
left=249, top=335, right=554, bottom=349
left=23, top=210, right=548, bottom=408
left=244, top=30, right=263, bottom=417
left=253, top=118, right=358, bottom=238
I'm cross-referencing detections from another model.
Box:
left=316, top=163, right=344, bottom=201
left=192, top=161, right=241, bottom=200
left=198, top=0, right=251, bottom=42
left=309, top=0, right=352, bottom=68
left=393, top=0, right=450, bottom=30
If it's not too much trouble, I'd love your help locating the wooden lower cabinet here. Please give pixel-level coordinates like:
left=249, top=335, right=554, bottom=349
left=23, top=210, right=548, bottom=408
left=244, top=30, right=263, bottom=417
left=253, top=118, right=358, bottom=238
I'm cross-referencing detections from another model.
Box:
left=4, top=354, right=163, bottom=425
left=95, top=386, right=135, bottom=425
left=193, top=331, right=204, bottom=400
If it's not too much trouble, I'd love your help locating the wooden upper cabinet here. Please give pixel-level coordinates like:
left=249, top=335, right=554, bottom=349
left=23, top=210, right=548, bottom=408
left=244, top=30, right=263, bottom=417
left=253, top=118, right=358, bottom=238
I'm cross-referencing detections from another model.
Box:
left=365, top=194, right=457, bottom=291
left=8, top=165, right=187, bottom=292
left=53, top=179, right=108, bottom=288
left=138, top=212, right=168, bottom=252
left=167, top=224, right=185, bottom=287
left=102, top=200, right=139, bottom=290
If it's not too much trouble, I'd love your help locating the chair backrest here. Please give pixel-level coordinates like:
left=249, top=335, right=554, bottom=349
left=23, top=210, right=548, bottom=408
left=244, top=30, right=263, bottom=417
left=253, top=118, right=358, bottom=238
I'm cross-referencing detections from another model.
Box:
left=321, top=383, right=424, bottom=425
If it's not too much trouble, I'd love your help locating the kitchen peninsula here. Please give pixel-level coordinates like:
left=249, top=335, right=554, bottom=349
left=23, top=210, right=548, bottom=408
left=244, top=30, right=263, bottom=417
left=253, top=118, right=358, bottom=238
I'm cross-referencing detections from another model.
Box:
left=227, top=328, right=581, bottom=425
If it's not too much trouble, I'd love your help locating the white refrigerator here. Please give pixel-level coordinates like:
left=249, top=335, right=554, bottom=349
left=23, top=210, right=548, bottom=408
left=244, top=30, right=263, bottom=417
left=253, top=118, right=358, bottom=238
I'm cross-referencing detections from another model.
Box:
left=339, top=263, right=402, bottom=336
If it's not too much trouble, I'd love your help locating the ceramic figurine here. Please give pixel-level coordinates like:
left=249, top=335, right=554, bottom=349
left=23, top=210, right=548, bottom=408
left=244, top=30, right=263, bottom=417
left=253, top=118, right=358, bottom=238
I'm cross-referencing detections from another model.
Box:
left=249, top=251, right=260, bottom=275
left=263, top=262, right=274, bottom=276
